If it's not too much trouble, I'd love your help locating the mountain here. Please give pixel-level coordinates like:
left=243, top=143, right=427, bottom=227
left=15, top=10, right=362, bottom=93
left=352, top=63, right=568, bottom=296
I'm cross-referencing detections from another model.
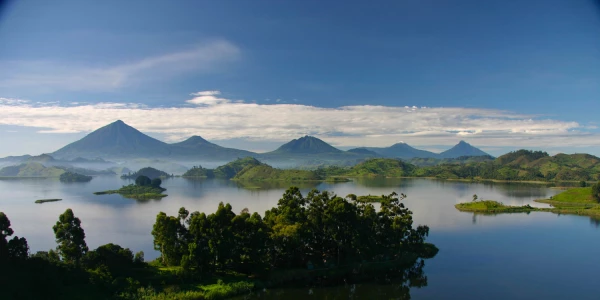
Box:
left=439, top=141, right=490, bottom=158
left=364, top=142, right=438, bottom=159
left=53, top=120, right=171, bottom=159
left=169, top=135, right=256, bottom=160
left=269, top=136, right=343, bottom=154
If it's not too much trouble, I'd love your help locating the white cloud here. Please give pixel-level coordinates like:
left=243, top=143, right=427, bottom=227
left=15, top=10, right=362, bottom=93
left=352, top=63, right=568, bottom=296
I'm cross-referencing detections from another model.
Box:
left=0, top=40, right=240, bottom=92
left=186, top=90, right=232, bottom=106
left=0, top=92, right=597, bottom=150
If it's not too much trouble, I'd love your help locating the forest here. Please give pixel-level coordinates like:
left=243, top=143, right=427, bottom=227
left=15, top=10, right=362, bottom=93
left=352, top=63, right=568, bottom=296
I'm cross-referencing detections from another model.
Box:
left=1, top=187, right=436, bottom=299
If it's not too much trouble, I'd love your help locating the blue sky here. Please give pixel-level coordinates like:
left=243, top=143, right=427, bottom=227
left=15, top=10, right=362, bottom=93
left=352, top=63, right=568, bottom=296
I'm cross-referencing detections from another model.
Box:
left=0, top=0, right=599, bottom=156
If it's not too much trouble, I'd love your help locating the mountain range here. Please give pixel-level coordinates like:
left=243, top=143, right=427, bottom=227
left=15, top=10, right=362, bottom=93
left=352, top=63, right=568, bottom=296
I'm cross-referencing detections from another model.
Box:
left=46, top=120, right=490, bottom=163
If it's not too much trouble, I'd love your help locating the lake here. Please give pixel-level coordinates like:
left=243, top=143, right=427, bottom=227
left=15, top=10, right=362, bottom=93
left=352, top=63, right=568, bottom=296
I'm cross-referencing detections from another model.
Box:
left=2, top=176, right=599, bottom=299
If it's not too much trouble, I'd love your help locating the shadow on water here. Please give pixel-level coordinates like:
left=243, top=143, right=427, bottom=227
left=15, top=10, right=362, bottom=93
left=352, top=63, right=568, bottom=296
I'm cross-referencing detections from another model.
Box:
left=232, top=258, right=429, bottom=300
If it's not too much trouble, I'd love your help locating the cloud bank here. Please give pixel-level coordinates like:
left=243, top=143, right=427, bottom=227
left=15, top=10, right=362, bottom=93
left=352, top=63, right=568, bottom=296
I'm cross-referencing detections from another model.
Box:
left=0, top=92, right=596, bottom=149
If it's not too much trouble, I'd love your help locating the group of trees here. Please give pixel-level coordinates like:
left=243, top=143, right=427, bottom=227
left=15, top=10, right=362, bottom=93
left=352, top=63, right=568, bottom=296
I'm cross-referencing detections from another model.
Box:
left=152, top=187, right=431, bottom=276
left=1, top=209, right=144, bottom=299
left=135, top=175, right=162, bottom=188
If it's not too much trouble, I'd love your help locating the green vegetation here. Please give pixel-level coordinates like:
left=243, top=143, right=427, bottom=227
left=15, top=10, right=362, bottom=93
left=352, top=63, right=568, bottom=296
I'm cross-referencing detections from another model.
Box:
left=121, top=167, right=172, bottom=179
left=455, top=200, right=537, bottom=213
left=1, top=188, right=436, bottom=299
left=95, top=175, right=167, bottom=200
left=233, top=164, right=321, bottom=181
left=181, top=165, right=212, bottom=178
left=182, top=157, right=263, bottom=179
left=35, top=198, right=62, bottom=204
left=341, top=158, right=416, bottom=177
left=213, top=157, right=263, bottom=179
left=60, top=172, right=93, bottom=182
left=456, top=185, right=600, bottom=218
left=416, top=151, right=600, bottom=181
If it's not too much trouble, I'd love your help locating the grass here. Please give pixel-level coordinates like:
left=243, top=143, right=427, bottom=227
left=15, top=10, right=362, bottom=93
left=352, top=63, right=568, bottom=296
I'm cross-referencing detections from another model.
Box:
left=546, top=187, right=595, bottom=203
left=34, top=198, right=62, bottom=204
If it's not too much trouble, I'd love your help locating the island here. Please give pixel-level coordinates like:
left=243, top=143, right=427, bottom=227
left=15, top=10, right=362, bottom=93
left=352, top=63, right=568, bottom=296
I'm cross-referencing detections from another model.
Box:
left=455, top=182, right=600, bottom=218
left=94, top=175, right=167, bottom=200
left=59, top=172, right=92, bottom=182
left=34, top=198, right=62, bottom=204
left=120, top=167, right=173, bottom=179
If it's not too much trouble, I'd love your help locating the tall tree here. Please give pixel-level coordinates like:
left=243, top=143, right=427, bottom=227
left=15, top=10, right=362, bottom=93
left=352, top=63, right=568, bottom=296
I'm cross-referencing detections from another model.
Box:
left=152, top=211, right=186, bottom=266
left=53, top=209, right=88, bottom=266
left=0, top=212, right=14, bottom=260
left=0, top=212, right=29, bottom=261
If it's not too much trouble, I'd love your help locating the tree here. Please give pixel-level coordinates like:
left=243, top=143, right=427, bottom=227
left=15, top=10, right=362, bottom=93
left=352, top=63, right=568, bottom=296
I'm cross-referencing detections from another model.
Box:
left=53, top=209, right=88, bottom=266
left=135, top=175, right=151, bottom=186
left=152, top=211, right=186, bottom=266
left=580, top=181, right=587, bottom=187
left=472, top=194, right=478, bottom=202
left=592, top=182, right=600, bottom=202
left=0, top=212, right=29, bottom=261
left=0, top=212, right=14, bottom=260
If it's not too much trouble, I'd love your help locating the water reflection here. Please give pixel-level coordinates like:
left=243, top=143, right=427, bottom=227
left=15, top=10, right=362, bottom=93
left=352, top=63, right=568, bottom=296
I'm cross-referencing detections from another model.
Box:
left=233, top=259, right=428, bottom=300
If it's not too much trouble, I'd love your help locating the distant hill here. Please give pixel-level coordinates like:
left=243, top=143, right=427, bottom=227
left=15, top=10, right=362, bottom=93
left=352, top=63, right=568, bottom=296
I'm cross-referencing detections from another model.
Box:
left=233, top=164, right=321, bottom=181
left=181, top=157, right=264, bottom=179
left=53, top=120, right=171, bottom=159
left=170, top=136, right=256, bottom=160
left=213, top=157, right=263, bottom=179
left=26, top=154, right=56, bottom=163
left=343, top=158, right=416, bottom=177
left=0, top=162, right=65, bottom=177
left=439, top=141, right=489, bottom=158
left=363, top=143, right=438, bottom=159
left=121, top=167, right=172, bottom=179
left=408, top=155, right=495, bottom=167
left=268, top=136, right=343, bottom=155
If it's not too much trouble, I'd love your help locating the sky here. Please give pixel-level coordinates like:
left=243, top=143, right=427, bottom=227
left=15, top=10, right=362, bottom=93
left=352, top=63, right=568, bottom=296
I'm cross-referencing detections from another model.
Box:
left=0, top=0, right=599, bottom=156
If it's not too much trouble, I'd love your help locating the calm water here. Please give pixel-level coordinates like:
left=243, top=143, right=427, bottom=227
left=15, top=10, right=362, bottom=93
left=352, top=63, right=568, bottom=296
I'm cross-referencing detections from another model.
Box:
left=2, top=176, right=599, bottom=299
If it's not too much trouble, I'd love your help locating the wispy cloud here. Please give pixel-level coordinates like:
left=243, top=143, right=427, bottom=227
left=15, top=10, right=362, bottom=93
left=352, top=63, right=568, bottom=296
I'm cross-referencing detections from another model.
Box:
left=0, top=40, right=240, bottom=92
left=0, top=91, right=596, bottom=149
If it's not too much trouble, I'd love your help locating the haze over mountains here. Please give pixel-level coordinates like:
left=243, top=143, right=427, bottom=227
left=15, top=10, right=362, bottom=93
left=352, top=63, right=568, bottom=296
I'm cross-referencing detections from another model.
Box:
left=45, top=120, right=490, bottom=164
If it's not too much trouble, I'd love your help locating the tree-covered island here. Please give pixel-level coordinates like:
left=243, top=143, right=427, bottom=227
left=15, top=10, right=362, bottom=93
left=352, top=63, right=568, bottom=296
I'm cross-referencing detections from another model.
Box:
left=2, top=187, right=437, bottom=299
left=59, top=171, right=93, bottom=182
left=94, top=175, right=167, bottom=200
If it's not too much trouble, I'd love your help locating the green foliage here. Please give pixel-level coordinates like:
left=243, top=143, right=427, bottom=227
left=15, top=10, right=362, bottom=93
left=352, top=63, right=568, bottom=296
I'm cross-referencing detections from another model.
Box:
left=592, top=182, right=600, bottom=202
left=551, top=187, right=596, bottom=203
left=342, top=158, right=416, bottom=177
left=233, top=164, right=321, bottom=181
left=136, top=175, right=152, bottom=186
left=95, top=183, right=167, bottom=200
left=1, top=212, right=30, bottom=261
left=60, top=171, right=92, bottom=182
left=182, top=165, right=213, bottom=178
left=455, top=200, right=536, bottom=213
left=53, top=208, right=88, bottom=266
left=213, top=157, right=263, bottom=179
